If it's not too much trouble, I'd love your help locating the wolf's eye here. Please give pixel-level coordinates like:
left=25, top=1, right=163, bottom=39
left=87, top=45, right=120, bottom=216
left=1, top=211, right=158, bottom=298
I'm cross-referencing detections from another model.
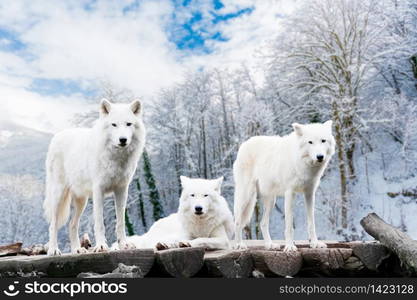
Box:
left=111, top=123, right=117, bottom=127
left=126, top=123, right=132, bottom=127
left=204, top=194, right=208, bottom=197
left=322, top=139, right=326, bottom=143
left=190, top=194, right=195, bottom=197
left=308, top=141, right=313, bottom=144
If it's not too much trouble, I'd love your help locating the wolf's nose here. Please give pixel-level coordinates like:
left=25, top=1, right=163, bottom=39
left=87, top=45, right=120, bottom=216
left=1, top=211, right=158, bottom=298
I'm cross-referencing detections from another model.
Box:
left=119, top=137, right=127, bottom=145
left=316, top=154, right=324, bottom=162
left=195, top=206, right=203, bottom=213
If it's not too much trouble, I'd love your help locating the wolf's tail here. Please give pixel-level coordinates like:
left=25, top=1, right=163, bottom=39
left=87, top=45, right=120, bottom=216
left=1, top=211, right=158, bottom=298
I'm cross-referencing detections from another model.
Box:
left=233, top=156, right=257, bottom=229
left=43, top=145, right=71, bottom=229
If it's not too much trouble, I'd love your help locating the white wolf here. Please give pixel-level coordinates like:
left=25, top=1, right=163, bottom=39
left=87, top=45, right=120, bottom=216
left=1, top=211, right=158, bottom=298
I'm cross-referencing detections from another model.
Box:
left=114, top=176, right=234, bottom=250
left=233, top=121, right=335, bottom=251
left=43, top=99, right=146, bottom=256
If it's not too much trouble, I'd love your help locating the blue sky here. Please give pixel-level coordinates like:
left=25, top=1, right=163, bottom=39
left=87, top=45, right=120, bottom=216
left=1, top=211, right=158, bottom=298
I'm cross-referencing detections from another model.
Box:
left=170, top=0, right=254, bottom=52
left=0, top=0, right=295, bottom=132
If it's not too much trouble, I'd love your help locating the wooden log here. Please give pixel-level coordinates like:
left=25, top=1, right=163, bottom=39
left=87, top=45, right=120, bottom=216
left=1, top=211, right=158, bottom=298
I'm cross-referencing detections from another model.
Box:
left=251, top=250, right=303, bottom=277
left=0, top=243, right=22, bottom=257
left=350, top=241, right=391, bottom=271
left=343, top=256, right=365, bottom=271
left=153, top=247, right=205, bottom=278
left=244, top=240, right=342, bottom=250
left=0, top=249, right=154, bottom=278
left=361, top=212, right=417, bottom=275
left=77, top=263, right=144, bottom=278
left=300, top=248, right=352, bottom=276
left=203, top=250, right=253, bottom=278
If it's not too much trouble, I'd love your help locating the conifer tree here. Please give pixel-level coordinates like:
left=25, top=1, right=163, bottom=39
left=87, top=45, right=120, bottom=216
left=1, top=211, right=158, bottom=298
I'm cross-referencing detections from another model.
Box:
left=135, top=177, right=147, bottom=230
left=142, top=150, right=164, bottom=221
left=124, top=209, right=135, bottom=236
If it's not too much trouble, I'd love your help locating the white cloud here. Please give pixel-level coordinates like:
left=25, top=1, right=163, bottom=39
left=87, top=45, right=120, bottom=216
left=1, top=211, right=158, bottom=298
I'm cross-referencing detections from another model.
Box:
left=186, top=0, right=300, bottom=82
left=0, top=0, right=299, bottom=132
left=1, top=85, right=92, bottom=133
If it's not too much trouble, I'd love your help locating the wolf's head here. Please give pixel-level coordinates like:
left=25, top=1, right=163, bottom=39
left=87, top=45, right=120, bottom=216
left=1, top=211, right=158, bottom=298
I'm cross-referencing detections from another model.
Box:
left=292, top=120, right=335, bottom=167
left=178, top=176, right=224, bottom=217
left=98, top=98, right=143, bottom=149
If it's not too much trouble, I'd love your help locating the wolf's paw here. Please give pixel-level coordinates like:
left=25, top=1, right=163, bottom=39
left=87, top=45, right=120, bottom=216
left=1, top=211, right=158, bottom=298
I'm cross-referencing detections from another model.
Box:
left=264, top=242, right=281, bottom=250
left=92, top=243, right=109, bottom=253
left=310, top=240, right=327, bottom=249
left=155, top=242, right=170, bottom=251
left=47, top=247, right=62, bottom=256
left=118, top=240, right=136, bottom=250
left=73, top=247, right=88, bottom=254
left=233, top=242, right=248, bottom=250
left=283, top=243, right=298, bottom=252
left=179, top=242, right=191, bottom=248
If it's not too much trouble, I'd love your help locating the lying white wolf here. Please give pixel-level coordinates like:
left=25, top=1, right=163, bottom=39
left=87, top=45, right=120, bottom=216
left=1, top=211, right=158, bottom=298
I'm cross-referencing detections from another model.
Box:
left=114, top=176, right=234, bottom=250
left=43, top=99, right=145, bottom=256
left=233, top=121, right=335, bottom=251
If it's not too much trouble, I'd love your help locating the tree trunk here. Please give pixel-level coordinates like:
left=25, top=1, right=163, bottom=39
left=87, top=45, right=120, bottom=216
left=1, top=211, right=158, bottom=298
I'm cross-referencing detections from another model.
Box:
left=201, top=117, right=208, bottom=179
left=332, top=102, right=349, bottom=229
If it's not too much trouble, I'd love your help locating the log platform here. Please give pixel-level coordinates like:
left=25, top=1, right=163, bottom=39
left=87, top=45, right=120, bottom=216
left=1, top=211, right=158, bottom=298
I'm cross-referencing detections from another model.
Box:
left=0, top=240, right=406, bottom=278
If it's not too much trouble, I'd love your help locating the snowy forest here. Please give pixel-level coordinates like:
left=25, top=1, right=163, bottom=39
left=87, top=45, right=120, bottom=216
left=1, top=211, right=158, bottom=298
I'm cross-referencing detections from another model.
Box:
left=1, top=0, right=417, bottom=251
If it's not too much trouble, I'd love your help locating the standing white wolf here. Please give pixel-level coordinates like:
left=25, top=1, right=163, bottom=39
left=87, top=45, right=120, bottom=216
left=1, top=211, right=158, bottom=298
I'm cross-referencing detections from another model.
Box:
left=43, top=99, right=145, bottom=256
left=233, top=121, right=335, bottom=251
left=115, top=176, right=234, bottom=250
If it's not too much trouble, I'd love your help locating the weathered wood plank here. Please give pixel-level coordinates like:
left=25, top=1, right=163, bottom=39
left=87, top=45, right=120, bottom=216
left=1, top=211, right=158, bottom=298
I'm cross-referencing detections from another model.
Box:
left=0, top=249, right=154, bottom=277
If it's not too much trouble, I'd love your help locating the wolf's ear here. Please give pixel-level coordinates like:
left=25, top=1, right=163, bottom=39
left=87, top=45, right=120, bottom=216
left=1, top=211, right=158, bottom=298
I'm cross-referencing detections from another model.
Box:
left=130, top=99, right=142, bottom=116
left=180, top=176, right=189, bottom=188
left=292, top=123, right=303, bottom=136
left=100, top=98, right=112, bottom=116
left=323, top=120, right=333, bottom=129
left=212, top=176, right=223, bottom=193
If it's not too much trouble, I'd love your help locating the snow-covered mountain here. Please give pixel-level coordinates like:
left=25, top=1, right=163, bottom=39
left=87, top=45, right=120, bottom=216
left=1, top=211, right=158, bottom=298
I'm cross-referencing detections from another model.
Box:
left=0, top=120, right=51, bottom=178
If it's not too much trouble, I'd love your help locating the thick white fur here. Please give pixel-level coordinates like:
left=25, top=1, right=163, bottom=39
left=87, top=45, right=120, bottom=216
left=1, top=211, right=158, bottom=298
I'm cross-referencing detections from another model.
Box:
left=43, top=99, right=145, bottom=256
left=114, top=177, right=234, bottom=250
left=233, top=121, right=335, bottom=251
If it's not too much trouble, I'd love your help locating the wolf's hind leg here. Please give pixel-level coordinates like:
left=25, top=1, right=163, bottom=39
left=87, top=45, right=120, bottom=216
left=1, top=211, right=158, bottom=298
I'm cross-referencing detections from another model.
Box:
left=70, top=195, right=88, bottom=254
left=233, top=179, right=256, bottom=249
left=46, top=183, right=69, bottom=256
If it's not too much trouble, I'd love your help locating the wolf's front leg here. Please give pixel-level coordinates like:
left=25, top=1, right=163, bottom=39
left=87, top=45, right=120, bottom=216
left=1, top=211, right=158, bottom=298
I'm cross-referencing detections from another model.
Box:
left=189, top=226, right=230, bottom=250
left=114, top=186, right=136, bottom=250
left=304, top=188, right=327, bottom=249
left=189, top=237, right=230, bottom=250
left=92, top=186, right=109, bottom=252
left=283, top=190, right=297, bottom=252
left=260, top=195, right=280, bottom=250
